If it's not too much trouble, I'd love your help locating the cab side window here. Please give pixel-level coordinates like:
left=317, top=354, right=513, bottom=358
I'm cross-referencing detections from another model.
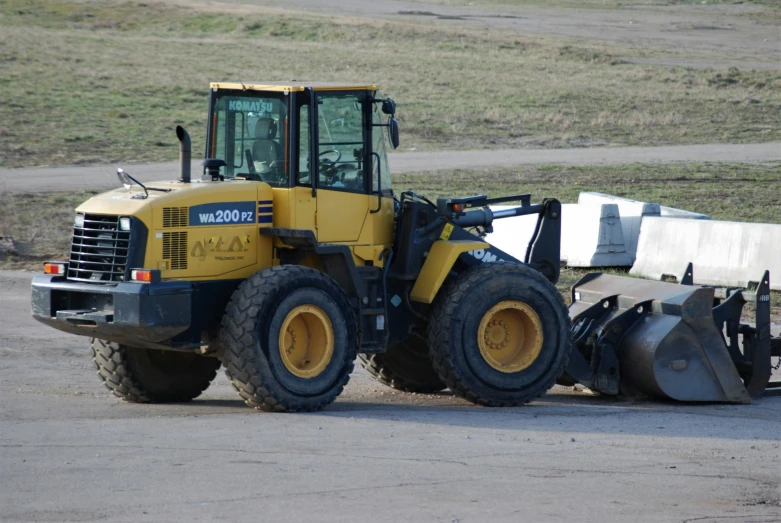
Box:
left=298, top=103, right=311, bottom=186
left=316, top=94, right=367, bottom=193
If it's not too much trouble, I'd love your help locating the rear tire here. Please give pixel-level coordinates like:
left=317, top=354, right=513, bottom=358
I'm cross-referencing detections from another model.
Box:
left=91, top=338, right=221, bottom=403
left=359, top=335, right=447, bottom=393
left=220, top=265, right=358, bottom=412
left=427, top=263, right=571, bottom=407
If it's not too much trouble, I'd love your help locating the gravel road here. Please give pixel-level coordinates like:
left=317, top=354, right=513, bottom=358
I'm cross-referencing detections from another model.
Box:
left=1, top=142, right=779, bottom=193
left=188, top=0, right=781, bottom=71
left=1, top=269, right=779, bottom=522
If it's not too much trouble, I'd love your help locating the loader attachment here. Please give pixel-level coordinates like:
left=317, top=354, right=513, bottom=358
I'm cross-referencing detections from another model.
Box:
left=563, top=269, right=777, bottom=403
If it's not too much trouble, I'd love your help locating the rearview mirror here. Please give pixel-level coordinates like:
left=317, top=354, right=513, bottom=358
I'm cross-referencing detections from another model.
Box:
left=117, top=168, right=131, bottom=189
left=388, top=117, right=400, bottom=150
left=381, top=98, right=396, bottom=115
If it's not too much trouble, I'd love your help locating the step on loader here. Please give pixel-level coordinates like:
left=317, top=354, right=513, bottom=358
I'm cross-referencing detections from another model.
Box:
left=30, top=81, right=780, bottom=411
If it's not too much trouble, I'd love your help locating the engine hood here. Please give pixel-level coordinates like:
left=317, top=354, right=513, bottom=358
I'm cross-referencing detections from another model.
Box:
left=75, top=179, right=272, bottom=230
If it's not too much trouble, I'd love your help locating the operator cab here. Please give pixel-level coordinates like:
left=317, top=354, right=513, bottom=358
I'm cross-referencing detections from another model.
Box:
left=203, top=82, right=398, bottom=196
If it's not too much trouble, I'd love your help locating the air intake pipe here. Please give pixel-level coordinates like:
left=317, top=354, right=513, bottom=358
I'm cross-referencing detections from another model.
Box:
left=176, top=125, right=191, bottom=183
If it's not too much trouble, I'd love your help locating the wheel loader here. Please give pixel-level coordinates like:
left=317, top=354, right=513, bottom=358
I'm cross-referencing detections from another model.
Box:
left=31, top=82, right=780, bottom=411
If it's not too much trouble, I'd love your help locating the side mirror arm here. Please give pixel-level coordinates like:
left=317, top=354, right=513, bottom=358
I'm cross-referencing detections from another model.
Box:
left=307, top=87, right=318, bottom=198
left=370, top=152, right=382, bottom=214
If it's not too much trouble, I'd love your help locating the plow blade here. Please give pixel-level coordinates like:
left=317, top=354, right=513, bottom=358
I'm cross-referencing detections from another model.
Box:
left=564, top=270, right=775, bottom=403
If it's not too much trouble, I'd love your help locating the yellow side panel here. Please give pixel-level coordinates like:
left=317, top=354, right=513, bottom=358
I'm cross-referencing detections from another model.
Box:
left=372, top=196, right=395, bottom=246
left=351, top=196, right=395, bottom=266
left=409, top=240, right=490, bottom=304
left=145, top=181, right=274, bottom=280
left=270, top=187, right=294, bottom=229
left=292, top=186, right=316, bottom=232
left=316, top=190, right=369, bottom=243
left=181, top=225, right=258, bottom=279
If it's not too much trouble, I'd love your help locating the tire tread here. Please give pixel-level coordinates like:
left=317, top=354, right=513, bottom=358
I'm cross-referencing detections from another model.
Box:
left=220, top=265, right=358, bottom=412
left=427, top=263, right=571, bottom=407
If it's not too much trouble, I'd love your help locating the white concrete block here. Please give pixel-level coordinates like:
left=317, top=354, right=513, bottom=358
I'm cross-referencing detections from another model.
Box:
left=486, top=203, right=633, bottom=267
left=659, top=207, right=712, bottom=219
left=579, top=192, right=662, bottom=262
left=578, top=191, right=710, bottom=220
left=561, top=203, right=633, bottom=267
left=630, top=217, right=781, bottom=291
left=486, top=206, right=538, bottom=262
left=578, top=191, right=710, bottom=265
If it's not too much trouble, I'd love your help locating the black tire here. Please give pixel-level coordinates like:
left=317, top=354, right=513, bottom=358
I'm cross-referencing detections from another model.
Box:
left=220, top=265, right=358, bottom=412
left=556, top=375, right=578, bottom=387
left=359, top=335, right=447, bottom=393
left=91, top=338, right=221, bottom=403
left=427, top=263, right=571, bottom=407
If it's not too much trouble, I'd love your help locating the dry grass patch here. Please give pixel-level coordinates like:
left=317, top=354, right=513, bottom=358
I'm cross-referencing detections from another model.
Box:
left=1, top=0, right=780, bottom=167
left=395, top=161, right=781, bottom=224
left=0, top=190, right=99, bottom=267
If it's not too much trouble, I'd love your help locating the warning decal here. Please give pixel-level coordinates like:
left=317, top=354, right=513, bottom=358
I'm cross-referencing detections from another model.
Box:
left=190, top=235, right=251, bottom=261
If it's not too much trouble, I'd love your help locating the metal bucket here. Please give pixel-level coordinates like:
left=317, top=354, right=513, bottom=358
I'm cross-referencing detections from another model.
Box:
left=564, top=272, right=773, bottom=403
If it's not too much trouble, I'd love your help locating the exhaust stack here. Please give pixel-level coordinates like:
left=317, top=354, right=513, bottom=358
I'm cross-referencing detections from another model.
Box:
left=176, top=125, right=191, bottom=183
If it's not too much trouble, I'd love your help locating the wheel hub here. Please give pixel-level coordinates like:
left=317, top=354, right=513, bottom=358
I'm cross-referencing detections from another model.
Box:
left=477, top=301, right=544, bottom=373
left=278, top=305, right=334, bottom=379
left=484, top=319, right=511, bottom=350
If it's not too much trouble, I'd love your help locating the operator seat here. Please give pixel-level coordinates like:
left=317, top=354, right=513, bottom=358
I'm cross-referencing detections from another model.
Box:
left=252, top=118, right=282, bottom=171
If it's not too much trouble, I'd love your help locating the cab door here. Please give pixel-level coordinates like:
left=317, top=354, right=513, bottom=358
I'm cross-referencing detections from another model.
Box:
left=311, top=92, right=371, bottom=243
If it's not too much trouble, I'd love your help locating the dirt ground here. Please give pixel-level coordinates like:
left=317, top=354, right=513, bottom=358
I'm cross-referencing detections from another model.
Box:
left=1, top=269, right=780, bottom=522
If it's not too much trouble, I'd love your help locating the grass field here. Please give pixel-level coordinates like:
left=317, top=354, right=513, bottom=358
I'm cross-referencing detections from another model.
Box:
left=1, top=0, right=780, bottom=168
left=395, top=161, right=781, bottom=224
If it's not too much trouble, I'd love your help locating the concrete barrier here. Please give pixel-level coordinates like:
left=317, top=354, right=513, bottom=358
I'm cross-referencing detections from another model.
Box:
left=486, top=206, right=538, bottom=262
left=560, top=203, right=633, bottom=267
left=487, top=203, right=633, bottom=267
left=578, top=192, right=710, bottom=220
left=578, top=193, right=661, bottom=263
left=630, top=217, right=781, bottom=291
left=578, top=192, right=711, bottom=264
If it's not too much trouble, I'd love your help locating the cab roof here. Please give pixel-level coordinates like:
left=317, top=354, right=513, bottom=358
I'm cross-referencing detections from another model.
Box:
left=209, top=81, right=379, bottom=93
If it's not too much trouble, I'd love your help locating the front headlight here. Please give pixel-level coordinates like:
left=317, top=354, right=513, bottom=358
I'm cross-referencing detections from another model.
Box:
left=119, top=217, right=131, bottom=231
left=74, top=214, right=85, bottom=228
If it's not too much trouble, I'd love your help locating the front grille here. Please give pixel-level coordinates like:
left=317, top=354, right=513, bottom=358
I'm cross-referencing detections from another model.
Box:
left=162, top=231, right=188, bottom=270
left=67, top=214, right=131, bottom=283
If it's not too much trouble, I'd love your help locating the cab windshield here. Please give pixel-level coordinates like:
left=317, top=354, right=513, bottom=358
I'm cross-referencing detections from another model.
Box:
left=208, top=91, right=288, bottom=186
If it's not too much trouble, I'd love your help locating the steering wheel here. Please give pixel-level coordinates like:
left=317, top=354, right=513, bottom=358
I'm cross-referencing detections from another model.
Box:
left=318, top=149, right=342, bottom=183
left=318, top=149, right=341, bottom=165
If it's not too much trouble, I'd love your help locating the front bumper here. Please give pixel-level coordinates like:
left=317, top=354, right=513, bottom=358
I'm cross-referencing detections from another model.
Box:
left=31, top=274, right=193, bottom=348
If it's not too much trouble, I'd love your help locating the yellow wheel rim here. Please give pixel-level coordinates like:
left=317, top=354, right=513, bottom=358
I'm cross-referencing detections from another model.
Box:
left=477, top=301, right=544, bottom=373
left=278, top=305, right=334, bottom=379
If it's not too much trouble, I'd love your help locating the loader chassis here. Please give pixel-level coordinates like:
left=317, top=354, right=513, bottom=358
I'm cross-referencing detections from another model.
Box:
left=30, top=81, right=779, bottom=411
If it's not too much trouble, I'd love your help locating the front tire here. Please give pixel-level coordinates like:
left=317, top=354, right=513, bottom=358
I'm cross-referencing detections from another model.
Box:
left=91, top=338, right=221, bottom=403
left=220, top=265, right=358, bottom=412
left=428, top=263, right=571, bottom=407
